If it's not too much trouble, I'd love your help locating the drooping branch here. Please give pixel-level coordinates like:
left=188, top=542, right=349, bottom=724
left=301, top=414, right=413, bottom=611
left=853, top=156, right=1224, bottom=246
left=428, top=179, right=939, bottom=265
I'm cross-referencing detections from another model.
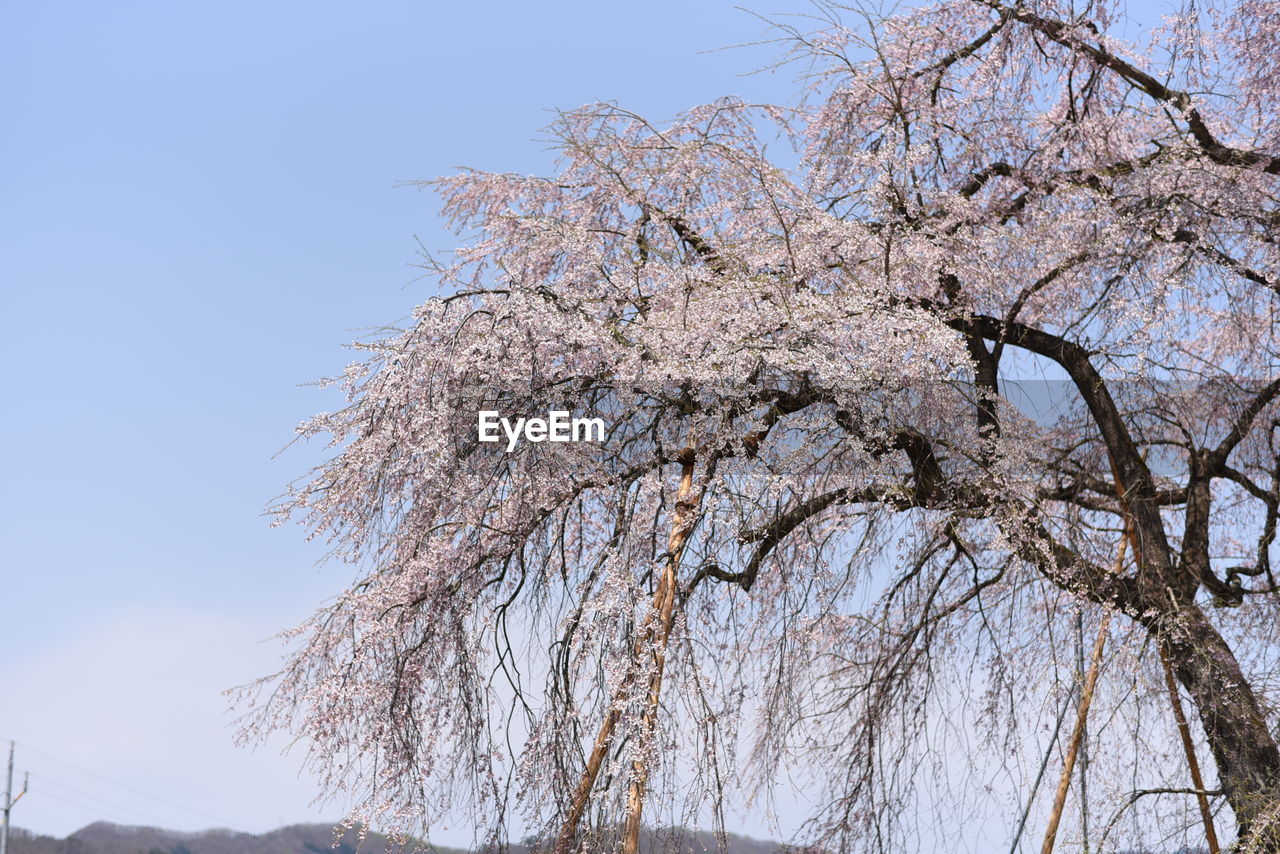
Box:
left=1161, top=228, right=1280, bottom=297
left=911, top=6, right=1013, bottom=83
left=1208, top=379, right=1280, bottom=472
left=981, top=0, right=1280, bottom=174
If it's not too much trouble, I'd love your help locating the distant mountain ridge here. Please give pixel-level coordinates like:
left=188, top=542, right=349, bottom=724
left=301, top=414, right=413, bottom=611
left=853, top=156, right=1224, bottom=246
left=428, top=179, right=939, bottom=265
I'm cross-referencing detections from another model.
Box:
left=8, top=823, right=448, bottom=854
left=6, top=822, right=1211, bottom=854
left=8, top=822, right=786, bottom=854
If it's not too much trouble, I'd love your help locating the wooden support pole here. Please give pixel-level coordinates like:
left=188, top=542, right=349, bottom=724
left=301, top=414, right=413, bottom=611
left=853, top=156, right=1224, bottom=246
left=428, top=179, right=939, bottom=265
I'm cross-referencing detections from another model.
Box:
left=1040, top=608, right=1113, bottom=854
left=1160, top=648, right=1221, bottom=854
left=1041, top=516, right=1132, bottom=854
left=553, top=454, right=700, bottom=854
left=622, top=456, right=699, bottom=854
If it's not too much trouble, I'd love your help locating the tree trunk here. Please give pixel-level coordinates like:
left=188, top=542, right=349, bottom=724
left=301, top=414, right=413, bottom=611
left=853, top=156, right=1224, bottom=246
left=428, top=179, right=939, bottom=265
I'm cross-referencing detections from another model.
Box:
left=1156, top=598, right=1280, bottom=845
left=1110, top=454, right=1280, bottom=845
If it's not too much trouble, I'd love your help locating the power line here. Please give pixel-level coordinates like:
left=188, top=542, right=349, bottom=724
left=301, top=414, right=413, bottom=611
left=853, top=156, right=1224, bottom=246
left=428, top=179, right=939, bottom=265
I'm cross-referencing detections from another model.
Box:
left=9, top=740, right=251, bottom=832
left=28, top=774, right=176, bottom=828
left=19, top=789, right=164, bottom=830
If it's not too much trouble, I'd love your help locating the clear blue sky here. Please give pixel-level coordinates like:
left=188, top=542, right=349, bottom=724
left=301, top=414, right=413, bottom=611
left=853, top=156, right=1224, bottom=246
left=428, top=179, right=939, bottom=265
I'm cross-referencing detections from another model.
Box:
left=0, top=0, right=1173, bottom=848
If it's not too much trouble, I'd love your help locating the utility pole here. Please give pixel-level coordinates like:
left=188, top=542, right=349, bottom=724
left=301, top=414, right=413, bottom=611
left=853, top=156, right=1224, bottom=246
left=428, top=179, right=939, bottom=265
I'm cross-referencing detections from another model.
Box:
left=1, top=741, right=10, bottom=854
left=1, top=742, right=29, bottom=854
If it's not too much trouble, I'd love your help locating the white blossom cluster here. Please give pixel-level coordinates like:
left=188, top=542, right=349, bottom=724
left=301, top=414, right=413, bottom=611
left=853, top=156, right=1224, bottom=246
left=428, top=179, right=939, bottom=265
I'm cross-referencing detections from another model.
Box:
left=234, top=1, right=1280, bottom=850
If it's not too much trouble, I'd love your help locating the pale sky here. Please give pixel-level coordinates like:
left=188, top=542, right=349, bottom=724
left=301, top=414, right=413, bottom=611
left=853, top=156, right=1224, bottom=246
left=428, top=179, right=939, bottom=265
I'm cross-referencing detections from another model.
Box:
left=0, top=0, right=1173, bottom=850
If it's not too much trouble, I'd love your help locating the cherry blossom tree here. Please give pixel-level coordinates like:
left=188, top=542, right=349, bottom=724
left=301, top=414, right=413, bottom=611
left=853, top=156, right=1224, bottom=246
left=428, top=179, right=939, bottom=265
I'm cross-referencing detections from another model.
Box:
left=236, top=1, right=1280, bottom=851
